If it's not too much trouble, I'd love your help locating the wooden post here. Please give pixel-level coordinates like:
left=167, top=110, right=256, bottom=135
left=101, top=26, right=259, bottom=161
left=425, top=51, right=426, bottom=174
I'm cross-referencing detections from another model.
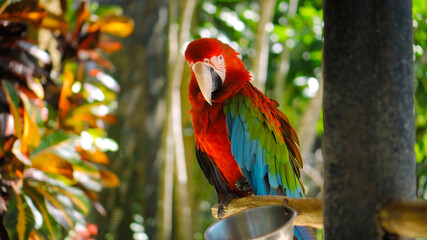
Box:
left=322, top=0, right=415, bottom=239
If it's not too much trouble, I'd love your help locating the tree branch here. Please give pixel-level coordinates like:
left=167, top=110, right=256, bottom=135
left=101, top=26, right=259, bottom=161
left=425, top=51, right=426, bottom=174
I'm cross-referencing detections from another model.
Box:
left=211, top=196, right=323, bottom=229
left=211, top=196, right=427, bottom=238
left=379, top=200, right=427, bottom=238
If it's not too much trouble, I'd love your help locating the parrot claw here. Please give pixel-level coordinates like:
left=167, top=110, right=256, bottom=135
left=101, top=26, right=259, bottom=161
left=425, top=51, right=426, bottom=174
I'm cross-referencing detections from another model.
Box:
left=217, top=193, right=240, bottom=219
left=235, top=177, right=254, bottom=195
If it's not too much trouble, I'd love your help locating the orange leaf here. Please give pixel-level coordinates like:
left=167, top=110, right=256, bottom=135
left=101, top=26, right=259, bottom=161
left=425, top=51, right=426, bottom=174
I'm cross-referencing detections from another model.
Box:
left=80, top=187, right=99, bottom=201
left=87, top=22, right=100, bottom=34
left=100, top=169, right=119, bottom=187
left=0, top=136, right=16, bottom=159
left=58, top=70, right=74, bottom=119
left=101, top=114, right=117, bottom=124
left=83, top=50, right=114, bottom=70
left=0, top=1, right=46, bottom=25
left=99, top=15, right=134, bottom=38
left=31, top=153, right=74, bottom=180
left=97, top=41, right=122, bottom=53
left=20, top=93, right=41, bottom=154
left=85, top=149, right=109, bottom=165
left=40, top=12, right=68, bottom=33
left=71, top=2, right=90, bottom=41
left=77, top=30, right=100, bottom=50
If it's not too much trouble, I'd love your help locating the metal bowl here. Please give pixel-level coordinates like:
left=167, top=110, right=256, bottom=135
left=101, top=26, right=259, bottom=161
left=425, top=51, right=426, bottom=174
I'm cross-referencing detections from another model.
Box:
left=204, top=205, right=296, bottom=240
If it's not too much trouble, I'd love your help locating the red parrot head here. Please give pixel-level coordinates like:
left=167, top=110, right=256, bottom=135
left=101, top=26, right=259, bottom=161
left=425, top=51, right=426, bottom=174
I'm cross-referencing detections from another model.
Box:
left=185, top=38, right=249, bottom=105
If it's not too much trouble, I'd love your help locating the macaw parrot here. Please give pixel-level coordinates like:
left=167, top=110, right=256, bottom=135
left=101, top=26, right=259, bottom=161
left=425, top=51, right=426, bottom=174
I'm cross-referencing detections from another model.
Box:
left=185, top=38, right=315, bottom=240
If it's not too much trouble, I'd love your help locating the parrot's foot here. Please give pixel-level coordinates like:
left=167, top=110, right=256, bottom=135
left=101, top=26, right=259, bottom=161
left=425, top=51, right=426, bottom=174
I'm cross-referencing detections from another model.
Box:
left=235, top=177, right=254, bottom=195
left=217, top=193, right=240, bottom=219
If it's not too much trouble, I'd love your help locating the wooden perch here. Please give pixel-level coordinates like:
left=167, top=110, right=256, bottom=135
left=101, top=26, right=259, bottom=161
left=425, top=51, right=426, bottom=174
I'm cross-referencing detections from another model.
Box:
left=211, top=196, right=323, bottom=229
left=379, top=200, right=427, bottom=238
left=211, top=196, right=427, bottom=238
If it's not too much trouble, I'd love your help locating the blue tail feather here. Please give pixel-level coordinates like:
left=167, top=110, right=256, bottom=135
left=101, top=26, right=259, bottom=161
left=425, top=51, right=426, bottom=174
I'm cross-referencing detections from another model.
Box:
left=294, top=226, right=316, bottom=240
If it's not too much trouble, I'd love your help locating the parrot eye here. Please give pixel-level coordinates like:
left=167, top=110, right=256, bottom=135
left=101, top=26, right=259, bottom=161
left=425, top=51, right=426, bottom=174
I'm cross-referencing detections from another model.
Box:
left=218, top=55, right=223, bottom=63
left=204, top=58, right=209, bottom=63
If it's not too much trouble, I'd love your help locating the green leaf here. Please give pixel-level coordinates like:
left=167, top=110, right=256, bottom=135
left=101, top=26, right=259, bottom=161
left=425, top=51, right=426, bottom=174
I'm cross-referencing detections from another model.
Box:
left=24, top=189, right=60, bottom=240
left=2, top=81, right=22, bottom=138
left=49, top=185, right=90, bottom=214
left=20, top=93, right=41, bottom=153
left=5, top=191, right=35, bottom=240
left=31, top=133, right=81, bottom=164
left=93, top=4, right=123, bottom=17
left=31, top=152, right=74, bottom=180
left=35, top=186, right=73, bottom=230
left=23, top=194, right=43, bottom=230
left=32, top=131, right=74, bottom=155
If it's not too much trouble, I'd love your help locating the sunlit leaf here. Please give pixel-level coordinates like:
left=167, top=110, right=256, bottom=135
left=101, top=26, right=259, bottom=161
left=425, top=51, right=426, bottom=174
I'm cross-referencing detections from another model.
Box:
left=31, top=153, right=74, bottom=180
left=72, top=161, right=99, bottom=175
left=100, top=169, right=119, bottom=188
left=38, top=189, right=73, bottom=230
left=31, top=132, right=81, bottom=165
left=17, top=40, right=51, bottom=65
left=88, top=69, right=120, bottom=92
left=0, top=1, right=46, bottom=25
left=23, top=194, right=42, bottom=229
left=36, top=135, right=81, bottom=161
left=64, top=102, right=108, bottom=130
left=12, top=140, right=32, bottom=165
left=2, top=81, right=22, bottom=138
left=58, top=70, right=74, bottom=119
left=20, top=93, right=41, bottom=154
left=24, top=169, right=71, bottom=189
left=40, top=11, right=68, bottom=33
left=73, top=171, right=102, bottom=191
left=13, top=190, right=35, bottom=240
left=24, top=189, right=59, bottom=240
left=26, top=77, right=44, bottom=100
left=98, top=15, right=134, bottom=38
left=49, top=185, right=90, bottom=214
left=84, top=148, right=109, bottom=165
left=93, top=4, right=123, bottom=17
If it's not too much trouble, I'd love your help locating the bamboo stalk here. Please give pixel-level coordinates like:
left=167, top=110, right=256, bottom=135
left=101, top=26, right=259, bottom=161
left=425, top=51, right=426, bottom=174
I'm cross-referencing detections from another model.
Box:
left=211, top=196, right=427, bottom=238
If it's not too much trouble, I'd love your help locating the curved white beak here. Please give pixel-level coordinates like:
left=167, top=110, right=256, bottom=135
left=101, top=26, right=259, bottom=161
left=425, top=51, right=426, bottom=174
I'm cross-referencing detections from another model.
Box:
left=192, top=62, right=224, bottom=105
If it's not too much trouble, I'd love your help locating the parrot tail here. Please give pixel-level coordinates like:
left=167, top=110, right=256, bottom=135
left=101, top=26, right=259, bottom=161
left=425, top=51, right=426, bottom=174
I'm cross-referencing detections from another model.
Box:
left=294, top=226, right=317, bottom=240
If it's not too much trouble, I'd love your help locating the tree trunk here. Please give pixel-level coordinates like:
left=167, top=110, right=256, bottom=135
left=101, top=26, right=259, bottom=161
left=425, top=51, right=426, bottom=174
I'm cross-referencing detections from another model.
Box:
left=322, top=1, right=415, bottom=239
left=251, top=0, right=276, bottom=92
left=91, top=1, right=168, bottom=239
